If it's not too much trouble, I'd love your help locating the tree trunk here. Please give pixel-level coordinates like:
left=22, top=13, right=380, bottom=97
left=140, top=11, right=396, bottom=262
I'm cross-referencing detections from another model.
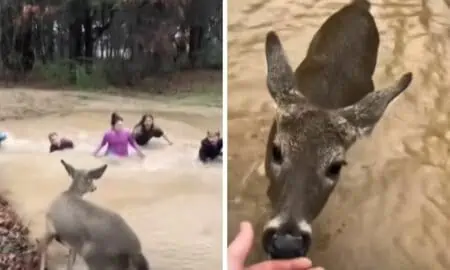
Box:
left=69, top=18, right=82, bottom=81
left=188, top=25, right=203, bottom=67
left=83, top=8, right=93, bottom=73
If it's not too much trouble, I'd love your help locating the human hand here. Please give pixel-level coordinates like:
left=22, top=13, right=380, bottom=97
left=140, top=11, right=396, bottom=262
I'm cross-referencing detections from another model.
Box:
left=228, top=222, right=323, bottom=270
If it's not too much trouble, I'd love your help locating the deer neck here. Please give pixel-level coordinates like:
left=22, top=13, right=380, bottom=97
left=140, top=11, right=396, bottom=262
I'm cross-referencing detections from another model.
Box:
left=65, top=183, right=86, bottom=197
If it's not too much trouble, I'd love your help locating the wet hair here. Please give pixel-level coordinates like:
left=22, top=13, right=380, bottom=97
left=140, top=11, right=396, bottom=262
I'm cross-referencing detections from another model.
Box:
left=207, top=130, right=220, bottom=137
left=48, top=132, right=57, bottom=140
left=111, top=112, right=123, bottom=127
left=136, top=113, right=154, bottom=130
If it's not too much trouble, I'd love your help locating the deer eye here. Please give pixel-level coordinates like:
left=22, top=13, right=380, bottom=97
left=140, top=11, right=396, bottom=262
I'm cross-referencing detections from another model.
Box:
left=325, top=160, right=347, bottom=179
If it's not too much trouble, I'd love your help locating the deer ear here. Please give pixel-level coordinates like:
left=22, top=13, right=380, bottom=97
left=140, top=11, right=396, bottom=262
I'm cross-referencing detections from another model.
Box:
left=265, top=31, right=303, bottom=106
left=60, top=159, right=75, bottom=177
left=336, top=72, right=412, bottom=137
left=88, top=164, right=108, bottom=180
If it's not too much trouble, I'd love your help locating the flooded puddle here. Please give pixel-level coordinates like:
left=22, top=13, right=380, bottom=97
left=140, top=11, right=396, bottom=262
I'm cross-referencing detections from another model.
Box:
left=228, top=0, right=450, bottom=269
left=0, top=90, right=222, bottom=270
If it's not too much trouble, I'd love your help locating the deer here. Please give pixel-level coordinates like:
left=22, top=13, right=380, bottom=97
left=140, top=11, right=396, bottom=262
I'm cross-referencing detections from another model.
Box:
left=38, top=160, right=150, bottom=270
left=261, top=0, right=413, bottom=260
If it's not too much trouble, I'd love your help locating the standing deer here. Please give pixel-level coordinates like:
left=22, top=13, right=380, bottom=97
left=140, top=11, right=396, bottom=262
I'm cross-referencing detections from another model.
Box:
left=39, top=160, right=149, bottom=270
left=262, top=0, right=413, bottom=259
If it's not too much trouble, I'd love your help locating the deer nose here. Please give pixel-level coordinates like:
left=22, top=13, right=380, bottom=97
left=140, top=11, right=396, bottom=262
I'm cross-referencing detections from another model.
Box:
left=262, top=224, right=311, bottom=259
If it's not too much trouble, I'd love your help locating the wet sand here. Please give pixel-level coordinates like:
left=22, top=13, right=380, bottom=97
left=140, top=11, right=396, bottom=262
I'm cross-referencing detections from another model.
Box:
left=0, top=89, right=222, bottom=270
left=227, top=0, right=450, bottom=269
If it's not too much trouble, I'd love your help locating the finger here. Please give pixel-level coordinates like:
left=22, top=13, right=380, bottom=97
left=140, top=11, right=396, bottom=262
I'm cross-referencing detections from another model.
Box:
left=246, top=258, right=313, bottom=270
left=228, top=222, right=254, bottom=265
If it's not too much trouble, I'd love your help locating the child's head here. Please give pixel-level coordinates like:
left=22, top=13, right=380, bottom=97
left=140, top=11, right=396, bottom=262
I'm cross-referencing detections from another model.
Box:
left=139, top=113, right=154, bottom=129
left=207, top=130, right=220, bottom=144
left=111, top=112, right=124, bottom=131
left=48, top=132, right=60, bottom=145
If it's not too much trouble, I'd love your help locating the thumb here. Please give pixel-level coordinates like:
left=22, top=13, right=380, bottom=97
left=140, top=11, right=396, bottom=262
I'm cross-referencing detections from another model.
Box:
left=228, top=222, right=254, bottom=268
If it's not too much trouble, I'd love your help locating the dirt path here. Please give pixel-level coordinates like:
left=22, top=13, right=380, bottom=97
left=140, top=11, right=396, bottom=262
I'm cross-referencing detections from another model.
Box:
left=0, top=89, right=222, bottom=270
left=227, top=0, right=450, bottom=269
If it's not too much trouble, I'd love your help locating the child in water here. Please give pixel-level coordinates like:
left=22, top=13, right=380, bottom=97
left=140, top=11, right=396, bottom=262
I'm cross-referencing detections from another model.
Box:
left=93, top=112, right=145, bottom=158
left=132, top=113, right=173, bottom=146
left=48, top=132, right=74, bottom=153
left=198, top=131, right=222, bottom=163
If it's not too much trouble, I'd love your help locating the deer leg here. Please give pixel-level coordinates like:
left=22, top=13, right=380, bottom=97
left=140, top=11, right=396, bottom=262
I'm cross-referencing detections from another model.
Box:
left=38, top=232, right=56, bottom=270
left=66, top=248, right=76, bottom=270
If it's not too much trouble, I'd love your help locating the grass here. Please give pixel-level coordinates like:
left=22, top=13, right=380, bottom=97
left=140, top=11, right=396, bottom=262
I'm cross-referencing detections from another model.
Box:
left=5, top=61, right=223, bottom=109
left=67, top=80, right=223, bottom=108
left=147, top=84, right=222, bottom=107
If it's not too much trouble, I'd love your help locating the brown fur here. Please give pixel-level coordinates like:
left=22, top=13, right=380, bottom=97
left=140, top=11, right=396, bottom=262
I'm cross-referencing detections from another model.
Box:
left=39, top=160, right=150, bottom=270
left=261, top=0, right=413, bottom=259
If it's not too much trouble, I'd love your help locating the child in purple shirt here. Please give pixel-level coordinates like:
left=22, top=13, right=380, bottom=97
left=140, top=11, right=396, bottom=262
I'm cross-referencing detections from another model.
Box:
left=93, top=112, right=145, bottom=158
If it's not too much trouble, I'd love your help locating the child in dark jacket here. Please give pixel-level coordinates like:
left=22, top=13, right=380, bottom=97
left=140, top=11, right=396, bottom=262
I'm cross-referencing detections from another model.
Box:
left=198, top=131, right=222, bottom=163
left=48, top=132, right=74, bottom=153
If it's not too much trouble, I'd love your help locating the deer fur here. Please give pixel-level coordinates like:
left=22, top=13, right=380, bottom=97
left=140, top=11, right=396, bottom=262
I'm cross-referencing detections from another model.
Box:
left=38, top=160, right=149, bottom=270
left=261, top=0, right=413, bottom=258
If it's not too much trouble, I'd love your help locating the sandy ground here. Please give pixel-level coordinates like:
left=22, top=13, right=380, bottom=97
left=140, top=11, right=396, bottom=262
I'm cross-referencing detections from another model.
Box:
left=0, top=89, right=222, bottom=270
left=227, top=0, right=450, bottom=269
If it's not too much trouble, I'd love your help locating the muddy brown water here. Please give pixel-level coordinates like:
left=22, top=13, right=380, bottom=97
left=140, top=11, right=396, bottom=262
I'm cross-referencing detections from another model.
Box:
left=0, top=89, right=222, bottom=270
left=228, top=0, right=450, bottom=269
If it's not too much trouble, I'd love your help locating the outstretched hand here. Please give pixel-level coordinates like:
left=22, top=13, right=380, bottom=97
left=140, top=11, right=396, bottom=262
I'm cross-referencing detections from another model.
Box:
left=228, top=222, right=323, bottom=270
